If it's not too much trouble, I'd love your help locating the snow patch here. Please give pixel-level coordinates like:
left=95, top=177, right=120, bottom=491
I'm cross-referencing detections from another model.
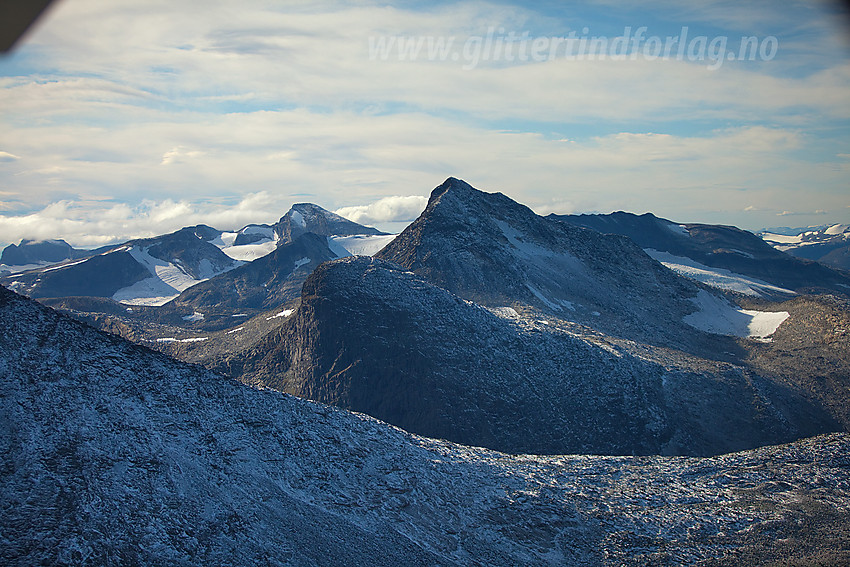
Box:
left=40, top=258, right=89, bottom=272
left=113, top=246, right=235, bottom=306
left=242, top=225, right=274, bottom=237
left=526, top=283, right=562, bottom=311
left=290, top=209, right=306, bottom=228
left=293, top=257, right=311, bottom=269
left=761, top=232, right=803, bottom=244
left=209, top=232, right=238, bottom=248
left=329, top=234, right=397, bottom=257
left=644, top=249, right=795, bottom=297
left=182, top=312, right=205, bottom=322
left=266, top=309, right=295, bottom=320
left=327, top=237, right=353, bottom=259
left=156, top=336, right=208, bottom=343
left=825, top=223, right=849, bottom=235
left=666, top=223, right=689, bottom=236
left=683, top=290, right=789, bottom=339
left=226, top=327, right=244, bottom=334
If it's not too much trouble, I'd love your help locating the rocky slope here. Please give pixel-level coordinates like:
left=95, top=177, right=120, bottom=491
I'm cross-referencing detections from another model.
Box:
left=374, top=178, right=758, bottom=353
left=2, top=284, right=850, bottom=566
left=215, top=255, right=836, bottom=457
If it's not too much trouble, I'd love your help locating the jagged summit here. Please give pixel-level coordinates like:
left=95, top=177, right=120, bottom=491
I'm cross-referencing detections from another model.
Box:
left=377, top=178, right=704, bottom=347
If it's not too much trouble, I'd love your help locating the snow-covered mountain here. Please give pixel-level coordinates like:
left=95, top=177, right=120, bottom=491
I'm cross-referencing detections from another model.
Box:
left=167, top=232, right=338, bottom=322
left=2, top=279, right=850, bottom=566
left=2, top=225, right=241, bottom=306
left=0, top=203, right=392, bottom=306
left=275, top=202, right=387, bottom=242
left=760, top=223, right=850, bottom=271
left=551, top=212, right=850, bottom=296
left=211, top=203, right=392, bottom=263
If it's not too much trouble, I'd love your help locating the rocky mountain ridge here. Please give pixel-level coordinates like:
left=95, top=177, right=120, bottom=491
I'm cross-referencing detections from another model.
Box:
left=550, top=211, right=850, bottom=296
left=376, top=178, right=706, bottom=348
left=2, top=283, right=850, bottom=566
left=214, top=255, right=836, bottom=457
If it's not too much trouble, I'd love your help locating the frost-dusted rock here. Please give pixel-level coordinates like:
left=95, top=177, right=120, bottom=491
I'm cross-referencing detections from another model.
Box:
left=220, top=255, right=836, bottom=457
left=376, top=178, right=704, bottom=347
left=3, top=284, right=850, bottom=565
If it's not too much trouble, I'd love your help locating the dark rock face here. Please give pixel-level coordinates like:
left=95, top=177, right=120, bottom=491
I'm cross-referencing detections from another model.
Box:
left=170, top=232, right=337, bottom=312
left=274, top=203, right=385, bottom=244
left=6, top=250, right=150, bottom=298
left=551, top=211, right=850, bottom=294
left=219, top=256, right=836, bottom=457
left=0, top=239, right=87, bottom=266
left=375, top=178, right=705, bottom=348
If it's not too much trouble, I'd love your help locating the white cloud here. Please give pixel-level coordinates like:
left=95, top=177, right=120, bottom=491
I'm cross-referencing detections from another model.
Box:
left=777, top=209, right=828, bottom=217
left=0, top=0, right=847, bottom=236
left=161, top=146, right=206, bottom=166
left=0, top=151, right=20, bottom=162
left=13, top=0, right=850, bottom=126
left=336, top=195, right=427, bottom=224
left=0, top=192, right=281, bottom=248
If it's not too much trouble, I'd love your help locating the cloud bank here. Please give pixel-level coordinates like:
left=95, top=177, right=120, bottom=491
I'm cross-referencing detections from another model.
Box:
left=0, top=0, right=847, bottom=242
left=336, top=195, right=427, bottom=225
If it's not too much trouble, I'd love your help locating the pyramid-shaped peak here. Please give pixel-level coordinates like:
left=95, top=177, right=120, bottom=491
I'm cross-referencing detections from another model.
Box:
left=429, top=177, right=479, bottom=201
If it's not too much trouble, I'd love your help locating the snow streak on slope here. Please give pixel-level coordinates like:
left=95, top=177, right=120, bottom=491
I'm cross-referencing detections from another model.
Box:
left=683, top=290, right=790, bottom=340
left=328, top=234, right=397, bottom=257
left=112, top=246, right=239, bottom=306
left=645, top=249, right=795, bottom=297
left=212, top=228, right=279, bottom=262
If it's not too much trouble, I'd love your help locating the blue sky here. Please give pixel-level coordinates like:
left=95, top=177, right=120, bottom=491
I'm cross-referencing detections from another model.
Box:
left=0, top=0, right=848, bottom=247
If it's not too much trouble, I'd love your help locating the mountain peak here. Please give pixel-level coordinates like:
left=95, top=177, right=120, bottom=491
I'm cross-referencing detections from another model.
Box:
left=428, top=176, right=481, bottom=204
left=274, top=203, right=385, bottom=244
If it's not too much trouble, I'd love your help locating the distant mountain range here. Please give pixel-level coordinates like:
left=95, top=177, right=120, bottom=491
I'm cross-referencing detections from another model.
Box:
left=760, top=223, right=850, bottom=271
left=0, top=238, right=90, bottom=268
left=549, top=212, right=850, bottom=296
left=1, top=203, right=392, bottom=307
